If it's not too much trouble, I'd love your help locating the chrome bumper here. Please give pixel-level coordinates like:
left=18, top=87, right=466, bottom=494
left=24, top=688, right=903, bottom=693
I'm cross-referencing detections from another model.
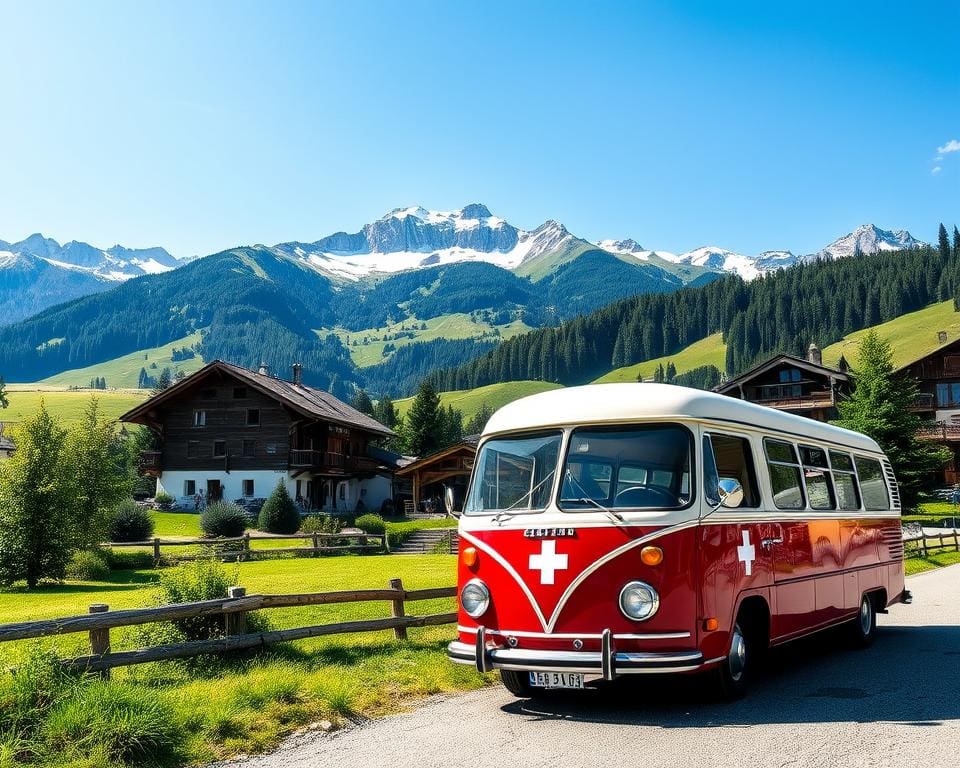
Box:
left=448, top=627, right=703, bottom=679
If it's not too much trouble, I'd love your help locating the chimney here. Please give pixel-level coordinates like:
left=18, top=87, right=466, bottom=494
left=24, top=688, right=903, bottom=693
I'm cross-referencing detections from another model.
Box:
left=938, top=330, right=948, bottom=344
left=807, top=342, right=822, bottom=366
left=292, top=363, right=303, bottom=386
left=257, top=361, right=269, bottom=376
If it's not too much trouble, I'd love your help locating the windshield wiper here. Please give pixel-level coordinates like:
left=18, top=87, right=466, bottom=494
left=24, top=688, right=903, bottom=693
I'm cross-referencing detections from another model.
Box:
left=491, top=469, right=556, bottom=525
left=564, top=469, right=625, bottom=523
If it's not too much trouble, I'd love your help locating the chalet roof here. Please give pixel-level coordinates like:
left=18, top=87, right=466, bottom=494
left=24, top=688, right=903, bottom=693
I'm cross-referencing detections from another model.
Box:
left=394, top=434, right=480, bottom=476
left=894, top=335, right=960, bottom=373
left=714, top=353, right=850, bottom=395
left=119, top=360, right=394, bottom=438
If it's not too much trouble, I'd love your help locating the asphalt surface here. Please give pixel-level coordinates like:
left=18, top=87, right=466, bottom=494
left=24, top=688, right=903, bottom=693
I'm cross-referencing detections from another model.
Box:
left=225, top=565, right=960, bottom=768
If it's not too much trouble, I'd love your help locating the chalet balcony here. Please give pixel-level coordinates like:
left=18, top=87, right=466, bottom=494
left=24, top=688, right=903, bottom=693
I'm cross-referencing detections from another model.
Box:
left=139, top=451, right=162, bottom=476
left=289, top=450, right=382, bottom=474
left=917, top=423, right=960, bottom=443
left=907, top=393, right=936, bottom=412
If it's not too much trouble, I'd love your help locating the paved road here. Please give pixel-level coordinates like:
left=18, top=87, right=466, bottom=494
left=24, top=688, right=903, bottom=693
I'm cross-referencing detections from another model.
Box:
left=230, top=566, right=960, bottom=768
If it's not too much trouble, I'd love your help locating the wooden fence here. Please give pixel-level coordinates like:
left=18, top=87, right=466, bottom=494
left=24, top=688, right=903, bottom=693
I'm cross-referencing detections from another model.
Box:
left=903, top=527, right=960, bottom=558
left=0, top=579, right=457, bottom=677
left=103, top=531, right=386, bottom=562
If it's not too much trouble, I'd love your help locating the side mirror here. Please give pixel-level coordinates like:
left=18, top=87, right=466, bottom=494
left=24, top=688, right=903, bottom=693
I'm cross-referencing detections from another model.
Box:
left=444, top=486, right=460, bottom=518
left=717, top=478, right=744, bottom=508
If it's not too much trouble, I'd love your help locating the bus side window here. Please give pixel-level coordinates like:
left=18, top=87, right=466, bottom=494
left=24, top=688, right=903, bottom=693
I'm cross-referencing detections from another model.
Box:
left=854, top=456, right=890, bottom=511
left=800, top=444, right=835, bottom=510
left=703, top=435, right=720, bottom=507
left=829, top=450, right=861, bottom=510
left=707, top=433, right=760, bottom=508
left=764, top=438, right=805, bottom=510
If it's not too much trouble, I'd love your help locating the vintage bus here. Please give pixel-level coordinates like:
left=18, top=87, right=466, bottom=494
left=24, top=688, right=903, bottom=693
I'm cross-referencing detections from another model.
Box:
left=447, top=383, right=909, bottom=698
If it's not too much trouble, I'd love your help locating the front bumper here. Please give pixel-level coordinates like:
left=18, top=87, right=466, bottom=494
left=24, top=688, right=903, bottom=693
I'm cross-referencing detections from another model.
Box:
left=448, top=627, right=703, bottom=679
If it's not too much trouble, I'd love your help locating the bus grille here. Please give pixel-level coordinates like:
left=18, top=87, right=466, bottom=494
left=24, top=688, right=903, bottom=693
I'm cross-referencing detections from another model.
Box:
left=882, top=460, right=901, bottom=510
left=881, top=526, right=904, bottom=560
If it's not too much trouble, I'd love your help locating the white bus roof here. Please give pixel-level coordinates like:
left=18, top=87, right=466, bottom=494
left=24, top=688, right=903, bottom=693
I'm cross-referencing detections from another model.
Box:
left=483, top=383, right=883, bottom=454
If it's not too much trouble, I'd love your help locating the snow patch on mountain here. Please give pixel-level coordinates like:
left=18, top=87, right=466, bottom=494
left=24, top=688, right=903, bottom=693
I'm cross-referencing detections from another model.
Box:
left=809, top=224, right=922, bottom=261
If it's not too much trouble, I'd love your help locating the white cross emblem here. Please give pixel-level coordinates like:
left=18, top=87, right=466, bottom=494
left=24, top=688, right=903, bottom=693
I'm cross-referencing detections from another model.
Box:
left=737, top=530, right=756, bottom=576
left=529, top=540, right=569, bottom=585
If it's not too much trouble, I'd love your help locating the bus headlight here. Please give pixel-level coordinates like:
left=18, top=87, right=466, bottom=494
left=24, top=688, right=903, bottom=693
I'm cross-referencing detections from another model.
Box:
left=619, top=581, right=659, bottom=621
left=460, top=579, right=490, bottom=618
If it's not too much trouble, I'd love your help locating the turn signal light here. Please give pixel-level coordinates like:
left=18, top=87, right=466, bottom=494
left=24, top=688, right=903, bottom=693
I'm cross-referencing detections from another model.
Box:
left=462, top=547, right=478, bottom=568
left=703, top=618, right=719, bottom=632
left=640, top=546, right=663, bottom=566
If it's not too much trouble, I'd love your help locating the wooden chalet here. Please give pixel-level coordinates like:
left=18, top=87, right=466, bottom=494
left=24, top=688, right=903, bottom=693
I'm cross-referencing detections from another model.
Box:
left=714, top=343, right=851, bottom=422
left=899, top=334, right=960, bottom=484
left=0, top=423, right=14, bottom=460
left=394, top=436, right=479, bottom=514
left=120, top=360, right=397, bottom=514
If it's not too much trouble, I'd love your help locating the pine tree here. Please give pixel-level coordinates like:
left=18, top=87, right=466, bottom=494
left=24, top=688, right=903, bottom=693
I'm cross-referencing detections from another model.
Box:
left=0, top=376, right=7, bottom=409
left=953, top=226, right=960, bottom=259
left=832, top=331, right=950, bottom=511
left=351, top=389, right=374, bottom=416
left=152, top=368, right=172, bottom=395
left=465, top=402, right=494, bottom=435
left=257, top=480, right=300, bottom=534
left=939, top=223, right=951, bottom=261
left=406, top=380, right=442, bottom=456
left=372, top=395, right=398, bottom=430
left=64, top=397, right=132, bottom=549
left=0, top=401, right=73, bottom=587
left=666, top=361, right=677, bottom=382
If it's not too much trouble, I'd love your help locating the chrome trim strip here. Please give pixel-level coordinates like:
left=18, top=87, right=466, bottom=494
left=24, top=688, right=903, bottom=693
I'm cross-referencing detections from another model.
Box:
left=448, top=642, right=702, bottom=667
left=455, top=625, right=691, bottom=640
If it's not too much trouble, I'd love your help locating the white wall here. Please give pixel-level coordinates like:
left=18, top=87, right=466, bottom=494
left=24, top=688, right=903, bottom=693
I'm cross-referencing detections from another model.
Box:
left=157, top=469, right=288, bottom=508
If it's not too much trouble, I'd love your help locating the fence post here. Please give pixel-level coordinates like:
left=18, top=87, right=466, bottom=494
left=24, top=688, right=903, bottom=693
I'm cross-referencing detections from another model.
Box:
left=88, top=603, right=111, bottom=679
left=153, top=537, right=161, bottom=562
left=242, top=533, right=251, bottom=562
left=389, top=578, right=408, bottom=640
left=225, top=586, right=248, bottom=636
left=312, top=532, right=319, bottom=557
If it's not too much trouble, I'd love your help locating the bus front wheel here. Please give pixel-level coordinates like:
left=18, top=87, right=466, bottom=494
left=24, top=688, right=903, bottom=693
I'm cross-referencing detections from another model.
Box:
left=714, top=621, right=754, bottom=700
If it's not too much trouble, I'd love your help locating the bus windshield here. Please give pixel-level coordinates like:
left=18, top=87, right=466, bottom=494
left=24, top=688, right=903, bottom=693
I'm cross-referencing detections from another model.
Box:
left=560, top=425, right=692, bottom=511
left=464, top=432, right=562, bottom=515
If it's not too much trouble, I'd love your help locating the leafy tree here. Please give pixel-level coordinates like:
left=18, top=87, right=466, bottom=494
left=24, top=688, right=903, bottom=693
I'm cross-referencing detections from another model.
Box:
left=257, top=480, right=300, bottom=534
left=64, top=398, right=133, bottom=549
left=0, top=376, right=7, bottom=409
left=832, top=331, right=950, bottom=510
left=0, top=402, right=73, bottom=587
left=406, top=381, right=442, bottom=456
left=465, top=402, right=494, bottom=435
left=351, top=389, right=374, bottom=416
left=939, top=223, right=951, bottom=261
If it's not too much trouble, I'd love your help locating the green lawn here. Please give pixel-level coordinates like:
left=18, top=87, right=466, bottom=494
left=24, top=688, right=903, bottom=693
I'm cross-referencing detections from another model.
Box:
left=0, top=554, right=483, bottom=766
left=2, top=386, right=148, bottom=425
left=38, top=331, right=205, bottom=389
left=822, top=300, right=960, bottom=370
left=594, top=332, right=727, bottom=383
left=395, top=380, right=563, bottom=422
left=322, top=313, right=533, bottom=368
left=904, top=550, right=960, bottom=576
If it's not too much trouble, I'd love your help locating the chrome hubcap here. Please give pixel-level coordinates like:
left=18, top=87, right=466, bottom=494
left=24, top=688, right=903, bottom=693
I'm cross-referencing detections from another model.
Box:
left=728, top=624, right=747, bottom=681
left=859, top=598, right=872, bottom=634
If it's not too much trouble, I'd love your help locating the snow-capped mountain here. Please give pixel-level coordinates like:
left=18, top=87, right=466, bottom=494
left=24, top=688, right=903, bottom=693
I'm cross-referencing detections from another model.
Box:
left=274, top=204, right=582, bottom=281
left=5, top=234, right=180, bottom=280
left=809, top=224, right=921, bottom=261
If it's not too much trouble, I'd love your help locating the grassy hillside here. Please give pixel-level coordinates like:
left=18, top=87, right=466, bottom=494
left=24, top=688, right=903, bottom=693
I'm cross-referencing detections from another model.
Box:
left=39, top=331, right=204, bottom=388
left=594, top=332, right=727, bottom=383
left=3, top=385, right=148, bottom=425
left=822, top=300, right=960, bottom=369
left=326, top=313, right=532, bottom=368
left=395, top=380, right=562, bottom=422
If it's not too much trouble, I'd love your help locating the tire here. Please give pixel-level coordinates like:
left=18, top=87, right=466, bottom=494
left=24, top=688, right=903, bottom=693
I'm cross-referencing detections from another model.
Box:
left=848, top=593, right=877, bottom=648
left=714, top=621, right=754, bottom=700
left=500, top=670, right=534, bottom=697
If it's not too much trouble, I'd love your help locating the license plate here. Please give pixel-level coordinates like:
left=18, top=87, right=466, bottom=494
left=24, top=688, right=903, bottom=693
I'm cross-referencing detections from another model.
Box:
left=529, top=672, right=584, bottom=689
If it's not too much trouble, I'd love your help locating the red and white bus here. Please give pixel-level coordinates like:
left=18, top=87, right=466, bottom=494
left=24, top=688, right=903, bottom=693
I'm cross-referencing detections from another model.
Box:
left=447, top=383, right=909, bottom=697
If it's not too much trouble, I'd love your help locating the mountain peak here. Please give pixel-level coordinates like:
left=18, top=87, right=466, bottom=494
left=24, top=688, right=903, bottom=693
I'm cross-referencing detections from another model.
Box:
left=813, top=224, right=922, bottom=261
left=459, top=203, right=493, bottom=219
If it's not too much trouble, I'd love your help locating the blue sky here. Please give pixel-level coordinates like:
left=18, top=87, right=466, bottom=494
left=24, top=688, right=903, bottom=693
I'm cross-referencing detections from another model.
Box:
left=0, top=1, right=957, bottom=258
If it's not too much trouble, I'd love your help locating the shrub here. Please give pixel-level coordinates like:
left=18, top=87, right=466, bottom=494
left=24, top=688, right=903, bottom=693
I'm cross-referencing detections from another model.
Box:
left=156, top=558, right=235, bottom=640
left=200, top=502, right=248, bottom=538
left=66, top=549, right=111, bottom=581
left=300, top=515, right=342, bottom=535
left=354, top=514, right=385, bottom=535
left=107, top=500, right=154, bottom=542
left=257, top=481, right=300, bottom=534
left=153, top=490, right=174, bottom=505
left=104, top=550, right=156, bottom=571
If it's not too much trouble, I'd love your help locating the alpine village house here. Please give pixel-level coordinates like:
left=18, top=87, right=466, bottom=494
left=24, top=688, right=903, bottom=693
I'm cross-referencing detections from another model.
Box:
left=120, top=361, right=397, bottom=513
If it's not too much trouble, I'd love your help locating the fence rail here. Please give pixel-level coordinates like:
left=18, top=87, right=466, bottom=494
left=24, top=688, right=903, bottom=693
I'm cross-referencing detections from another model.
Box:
left=902, top=527, right=960, bottom=558
left=0, top=580, right=457, bottom=676
left=101, top=531, right=386, bottom=561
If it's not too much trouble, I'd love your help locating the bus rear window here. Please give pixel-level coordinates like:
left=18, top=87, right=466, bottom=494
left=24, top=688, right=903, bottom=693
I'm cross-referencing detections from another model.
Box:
left=854, top=456, right=890, bottom=511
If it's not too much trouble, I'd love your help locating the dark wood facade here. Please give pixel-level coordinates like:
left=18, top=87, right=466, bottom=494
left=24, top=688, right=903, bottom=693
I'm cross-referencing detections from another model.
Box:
left=715, top=346, right=851, bottom=422
left=395, top=437, right=479, bottom=513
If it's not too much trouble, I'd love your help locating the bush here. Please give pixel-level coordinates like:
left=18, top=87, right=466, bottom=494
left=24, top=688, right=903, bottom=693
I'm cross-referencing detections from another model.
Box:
left=104, top=550, right=156, bottom=571
left=108, top=500, right=154, bottom=542
left=153, top=490, right=174, bottom=505
left=257, top=481, right=300, bottom=534
left=200, top=501, right=248, bottom=538
left=300, top=515, right=343, bottom=535
left=66, top=549, right=111, bottom=581
left=354, top=514, right=386, bottom=535
left=156, top=558, right=235, bottom=641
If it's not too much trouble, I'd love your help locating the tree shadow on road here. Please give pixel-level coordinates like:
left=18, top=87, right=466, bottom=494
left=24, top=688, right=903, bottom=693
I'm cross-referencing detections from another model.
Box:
left=500, top=624, right=960, bottom=727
